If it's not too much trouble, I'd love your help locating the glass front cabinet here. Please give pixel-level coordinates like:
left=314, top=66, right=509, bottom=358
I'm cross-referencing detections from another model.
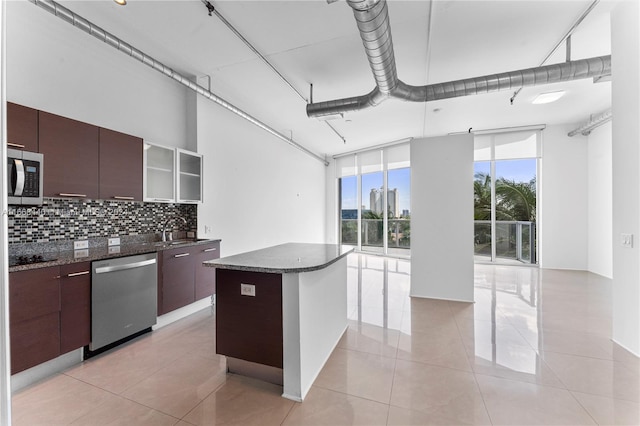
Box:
left=144, top=143, right=203, bottom=204
left=176, top=149, right=203, bottom=204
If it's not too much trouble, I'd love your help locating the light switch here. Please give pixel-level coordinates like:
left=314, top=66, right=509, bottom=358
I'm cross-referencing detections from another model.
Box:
left=108, top=237, right=120, bottom=246
left=240, top=283, right=256, bottom=297
left=621, top=233, right=634, bottom=248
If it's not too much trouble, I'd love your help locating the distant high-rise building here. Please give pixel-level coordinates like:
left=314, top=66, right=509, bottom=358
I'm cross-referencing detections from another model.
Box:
left=369, top=187, right=400, bottom=217
left=370, top=188, right=383, bottom=214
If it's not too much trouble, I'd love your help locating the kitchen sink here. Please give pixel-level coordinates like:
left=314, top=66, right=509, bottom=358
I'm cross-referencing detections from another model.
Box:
left=152, top=239, right=210, bottom=247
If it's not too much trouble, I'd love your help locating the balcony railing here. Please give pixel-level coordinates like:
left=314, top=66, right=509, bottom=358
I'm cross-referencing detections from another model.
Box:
left=475, top=220, right=536, bottom=264
left=340, top=218, right=410, bottom=250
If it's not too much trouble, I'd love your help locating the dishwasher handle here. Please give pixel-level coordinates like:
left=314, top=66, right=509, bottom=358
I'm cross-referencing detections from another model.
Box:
left=94, top=258, right=157, bottom=274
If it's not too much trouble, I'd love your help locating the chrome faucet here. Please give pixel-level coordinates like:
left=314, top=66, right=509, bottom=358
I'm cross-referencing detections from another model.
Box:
left=162, top=216, right=187, bottom=242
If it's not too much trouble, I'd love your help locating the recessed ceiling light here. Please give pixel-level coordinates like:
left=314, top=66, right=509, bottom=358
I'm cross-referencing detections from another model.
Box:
left=114, top=0, right=127, bottom=5
left=532, top=90, right=565, bottom=104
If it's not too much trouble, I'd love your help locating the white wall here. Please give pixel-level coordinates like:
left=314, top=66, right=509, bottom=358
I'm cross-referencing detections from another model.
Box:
left=539, top=124, right=588, bottom=270
left=5, top=1, right=327, bottom=258
left=587, top=121, right=613, bottom=278
left=410, top=135, right=474, bottom=302
left=324, top=160, right=338, bottom=245
left=6, top=1, right=189, bottom=149
left=611, top=0, right=640, bottom=356
left=196, top=96, right=327, bottom=257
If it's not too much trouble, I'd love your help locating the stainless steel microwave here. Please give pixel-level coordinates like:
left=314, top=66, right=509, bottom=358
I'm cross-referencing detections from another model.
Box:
left=7, top=148, right=43, bottom=205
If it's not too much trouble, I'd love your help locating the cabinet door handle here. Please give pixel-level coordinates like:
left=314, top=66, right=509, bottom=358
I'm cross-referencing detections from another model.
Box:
left=67, top=271, right=90, bottom=277
left=113, top=196, right=134, bottom=200
left=59, top=193, right=87, bottom=198
left=14, top=159, right=25, bottom=196
left=174, top=253, right=190, bottom=258
left=203, top=248, right=217, bottom=252
left=7, top=142, right=25, bottom=148
left=153, top=198, right=172, bottom=202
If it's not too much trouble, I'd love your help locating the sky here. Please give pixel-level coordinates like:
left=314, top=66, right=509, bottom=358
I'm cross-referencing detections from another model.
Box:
left=341, top=160, right=536, bottom=214
left=341, top=168, right=411, bottom=213
left=475, top=159, right=537, bottom=183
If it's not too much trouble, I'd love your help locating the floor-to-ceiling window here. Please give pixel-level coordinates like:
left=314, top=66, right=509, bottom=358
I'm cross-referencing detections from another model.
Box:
left=337, top=143, right=410, bottom=257
left=474, top=129, right=540, bottom=265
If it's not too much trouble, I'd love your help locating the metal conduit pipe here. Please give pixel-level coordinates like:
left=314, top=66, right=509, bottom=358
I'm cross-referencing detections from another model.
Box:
left=29, top=0, right=329, bottom=166
left=200, top=0, right=346, bottom=144
left=350, top=0, right=398, bottom=94
left=307, top=0, right=611, bottom=119
left=308, top=55, right=611, bottom=118
left=568, top=109, right=612, bottom=136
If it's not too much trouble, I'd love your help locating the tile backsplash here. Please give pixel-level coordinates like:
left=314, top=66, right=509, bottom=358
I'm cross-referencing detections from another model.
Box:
left=7, top=198, right=197, bottom=244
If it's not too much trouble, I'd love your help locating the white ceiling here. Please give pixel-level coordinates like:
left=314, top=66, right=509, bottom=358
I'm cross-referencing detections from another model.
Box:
left=58, top=0, right=613, bottom=158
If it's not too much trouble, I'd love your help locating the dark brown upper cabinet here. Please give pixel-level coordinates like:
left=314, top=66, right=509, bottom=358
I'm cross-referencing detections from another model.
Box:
left=7, top=102, right=38, bottom=151
left=99, top=128, right=143, bottom=201
left=38, top=111, right=99, bottom=199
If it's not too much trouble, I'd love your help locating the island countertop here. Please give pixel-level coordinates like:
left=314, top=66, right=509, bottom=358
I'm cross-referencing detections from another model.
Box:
left=204, top=242, right=352, bottom=274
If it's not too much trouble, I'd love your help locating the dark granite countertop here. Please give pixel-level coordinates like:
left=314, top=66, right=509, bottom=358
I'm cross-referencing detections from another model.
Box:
left=8, top=238, right=221, bottom=272
left=204, top=243, right=352, bottom=273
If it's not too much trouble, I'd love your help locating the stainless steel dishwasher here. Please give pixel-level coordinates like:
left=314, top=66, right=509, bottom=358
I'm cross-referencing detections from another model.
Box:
left=90, top=252, right=158, bottom=352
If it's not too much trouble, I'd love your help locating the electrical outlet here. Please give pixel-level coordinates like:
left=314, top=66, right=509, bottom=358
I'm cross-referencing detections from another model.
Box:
left=108, top=237, right=120, bottom=246
left=74, top=240, right=89, bottom=250
left=621, top=233, right=634, bottom=248
left=240, top=283, right=256, bottom=297
left=187, top=231, right=195, bottom=239
left=108, top=246, right=121, bottom=254
left=74, top=249, right=88, bottom=258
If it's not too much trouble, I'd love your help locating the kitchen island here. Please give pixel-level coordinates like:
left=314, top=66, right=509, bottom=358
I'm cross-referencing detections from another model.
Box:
left=204, top=243, right=352, bottom=401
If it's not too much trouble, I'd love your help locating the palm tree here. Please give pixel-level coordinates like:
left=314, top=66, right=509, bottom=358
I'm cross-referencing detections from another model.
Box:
left=495, top=177, right=536, bottom=222
left=474, top=173, right=536, bottom=222
left=474, top=172, right=492, bottom=220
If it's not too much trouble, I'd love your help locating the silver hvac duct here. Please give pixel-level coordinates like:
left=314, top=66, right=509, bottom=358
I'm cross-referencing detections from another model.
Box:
left=307, top=0, right=611, bottom=118
left=28, top=0, right=328, bottom=166
left=568, top=109, right=612, bottom=136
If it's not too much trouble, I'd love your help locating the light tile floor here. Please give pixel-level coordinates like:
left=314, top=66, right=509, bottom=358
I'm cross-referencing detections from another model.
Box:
left=11, top=254, right=640, bottom=425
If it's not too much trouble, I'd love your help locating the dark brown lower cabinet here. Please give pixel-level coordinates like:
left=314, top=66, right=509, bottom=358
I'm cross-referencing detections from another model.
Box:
left=60, top=262, right=91, bottom=354
left=10, top=312, right=61, bottom=375
left=195, top=241, right=220, bottom=300
left=159, top=246, right=196, bottom=315
left=10, top=263, right=91, bottom=374
left=215, top=269, right=283, bottom=369
left=9, top=266, right=61, bottom=374
left=158, top=242, right=221, bottom=315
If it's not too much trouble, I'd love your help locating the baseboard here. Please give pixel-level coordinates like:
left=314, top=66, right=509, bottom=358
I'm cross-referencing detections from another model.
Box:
left=611, top=338, right=640, bottom=359
left=153, top=296, right=214, bottom=330
left=11, top=349, right=82, bottom=393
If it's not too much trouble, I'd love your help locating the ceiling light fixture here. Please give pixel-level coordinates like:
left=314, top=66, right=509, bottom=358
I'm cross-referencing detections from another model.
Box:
left=532, top=90, right=565, bottom=104
left=113, top=0, right=126, bottom=5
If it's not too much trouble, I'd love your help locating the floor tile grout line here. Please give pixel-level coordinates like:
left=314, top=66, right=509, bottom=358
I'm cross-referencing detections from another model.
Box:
left=279, top=397, right=299, bottom=425
left=469, top=372, right=495, bottom=426
left=566, top=389, right=601, bottom=425
left=385, top=351, right=399, bottom=425
left=54, top=373, right=182, bottom=425
left=311, top=382, right=392, bottom=406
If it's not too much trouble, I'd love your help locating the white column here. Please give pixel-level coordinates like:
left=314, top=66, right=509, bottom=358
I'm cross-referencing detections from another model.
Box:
left=1, top=0, right=13, bottom=423
left=611, top=0, right=640, bottom=356
left=410, top=135, right=474, bottom=302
